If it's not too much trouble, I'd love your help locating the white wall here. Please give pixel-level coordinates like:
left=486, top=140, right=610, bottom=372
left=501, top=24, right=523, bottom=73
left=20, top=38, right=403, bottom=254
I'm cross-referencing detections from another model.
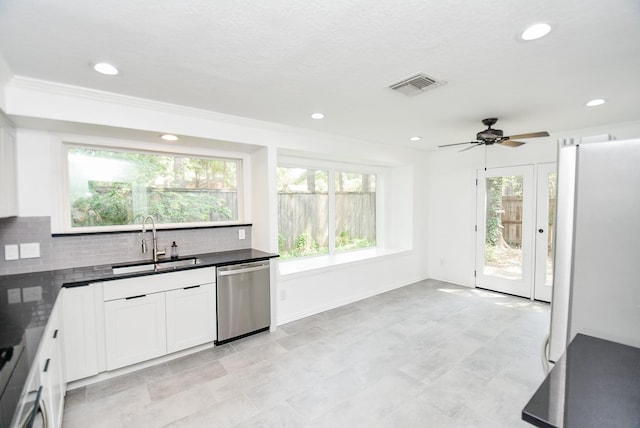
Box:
left=249, top=147, right=277, bottom=253
left=4, top=78, right=430, bottom=325
left=278, top=250, right=427, bottom=324
left=11, top=77, right=638, bottom=324
left=426, top=120, right=640, bottom=287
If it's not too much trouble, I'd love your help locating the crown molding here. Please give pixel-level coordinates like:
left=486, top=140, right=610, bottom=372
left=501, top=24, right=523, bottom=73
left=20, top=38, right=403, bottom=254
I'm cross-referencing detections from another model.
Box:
left=7, top=75, right=271, bottom=127
left=5, top=76, right=418, bottom=155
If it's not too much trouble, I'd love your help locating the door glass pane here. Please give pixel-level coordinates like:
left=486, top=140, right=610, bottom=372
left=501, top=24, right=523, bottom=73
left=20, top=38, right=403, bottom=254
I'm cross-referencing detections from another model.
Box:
left=484, top=175, right=524, bottom=279
left=546, top=172, right=557, bottom=286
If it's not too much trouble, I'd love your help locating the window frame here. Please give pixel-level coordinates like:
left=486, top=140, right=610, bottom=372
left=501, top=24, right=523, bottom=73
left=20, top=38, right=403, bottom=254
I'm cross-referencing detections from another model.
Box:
left=277, top=156, right=383, bottom=260
left=55, top=140, right=247, bottom=234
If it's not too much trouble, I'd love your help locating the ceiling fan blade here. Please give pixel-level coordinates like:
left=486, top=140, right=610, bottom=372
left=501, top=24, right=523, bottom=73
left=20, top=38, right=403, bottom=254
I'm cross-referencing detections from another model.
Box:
left=459, top=143, right=483, bottom=152
left=499, top=140, right=525, bottom=148
left=438, top=141, right=477, bottom=148
left=506, top=131, right=549, bottom=140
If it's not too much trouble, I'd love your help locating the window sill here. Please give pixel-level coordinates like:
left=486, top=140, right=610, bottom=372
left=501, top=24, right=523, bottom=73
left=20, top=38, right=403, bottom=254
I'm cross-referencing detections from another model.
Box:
left=278, top=247, right=410, bottom=279
left=51, top=223, right=251, bottom=237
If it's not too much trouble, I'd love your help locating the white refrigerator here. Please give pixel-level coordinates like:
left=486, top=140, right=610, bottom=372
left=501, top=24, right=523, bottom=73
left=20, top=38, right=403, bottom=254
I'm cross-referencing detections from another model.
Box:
left=548, top=136, right=640, bottom=363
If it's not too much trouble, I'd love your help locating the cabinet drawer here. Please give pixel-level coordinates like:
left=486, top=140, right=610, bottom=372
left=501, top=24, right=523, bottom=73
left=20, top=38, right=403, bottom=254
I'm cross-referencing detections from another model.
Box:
left=103, top=267, right=215, bottom=301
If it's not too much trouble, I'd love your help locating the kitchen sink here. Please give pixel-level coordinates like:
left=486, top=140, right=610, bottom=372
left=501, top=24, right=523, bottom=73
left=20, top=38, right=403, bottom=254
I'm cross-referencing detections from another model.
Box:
left=112, top=257, right=200, bottom=274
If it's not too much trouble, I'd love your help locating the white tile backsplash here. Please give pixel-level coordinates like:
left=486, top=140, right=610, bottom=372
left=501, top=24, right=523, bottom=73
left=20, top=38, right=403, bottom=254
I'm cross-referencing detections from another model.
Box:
left=0, top=217, right=252, bottom=275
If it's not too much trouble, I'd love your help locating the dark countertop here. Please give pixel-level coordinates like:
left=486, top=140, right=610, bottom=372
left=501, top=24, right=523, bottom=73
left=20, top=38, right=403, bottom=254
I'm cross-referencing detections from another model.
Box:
left=0, top=248, right=277, bottom=426
left=522, top=333, right=640, bottom=428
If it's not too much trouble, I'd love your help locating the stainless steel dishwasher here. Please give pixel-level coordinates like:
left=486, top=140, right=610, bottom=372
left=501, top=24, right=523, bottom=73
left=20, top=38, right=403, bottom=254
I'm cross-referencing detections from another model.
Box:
left=215, top=260, right=271, bottom=344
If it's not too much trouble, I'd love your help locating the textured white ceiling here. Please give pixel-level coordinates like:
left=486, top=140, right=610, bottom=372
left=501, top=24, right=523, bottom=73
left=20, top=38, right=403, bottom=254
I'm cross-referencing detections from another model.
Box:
left=0, top=0, right=639, bottom=150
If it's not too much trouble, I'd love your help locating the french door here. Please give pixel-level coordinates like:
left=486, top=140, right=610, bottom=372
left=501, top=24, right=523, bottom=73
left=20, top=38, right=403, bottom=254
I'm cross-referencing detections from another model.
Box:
left=475, top=164, right=556, bottom=301
left=533, top=163, right=556, bottom=302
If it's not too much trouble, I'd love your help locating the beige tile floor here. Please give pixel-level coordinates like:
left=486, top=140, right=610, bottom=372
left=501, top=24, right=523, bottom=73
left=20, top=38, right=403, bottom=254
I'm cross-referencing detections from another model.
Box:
left=62, top=279, right=550, bottom=427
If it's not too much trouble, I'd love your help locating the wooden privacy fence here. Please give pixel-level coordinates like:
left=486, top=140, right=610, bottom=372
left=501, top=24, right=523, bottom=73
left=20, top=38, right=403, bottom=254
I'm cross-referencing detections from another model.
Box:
left=278, top=192, right=376, bottom=250
left=499, top=196, right=556, bottom=247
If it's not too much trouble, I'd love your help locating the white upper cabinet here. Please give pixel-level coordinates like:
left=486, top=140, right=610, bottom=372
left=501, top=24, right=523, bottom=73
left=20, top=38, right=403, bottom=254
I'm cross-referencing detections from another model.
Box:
left=0, top=112, right=17, bottom=218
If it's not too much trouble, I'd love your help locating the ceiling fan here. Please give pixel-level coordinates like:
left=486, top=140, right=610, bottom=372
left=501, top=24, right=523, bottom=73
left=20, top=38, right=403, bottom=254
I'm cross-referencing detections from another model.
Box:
left=439, top=118, right=549, bottom=152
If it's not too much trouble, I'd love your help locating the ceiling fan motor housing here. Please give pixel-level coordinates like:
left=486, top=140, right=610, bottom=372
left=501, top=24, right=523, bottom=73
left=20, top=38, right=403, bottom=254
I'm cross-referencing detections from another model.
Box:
left=477, top=128, right=503, bottom=142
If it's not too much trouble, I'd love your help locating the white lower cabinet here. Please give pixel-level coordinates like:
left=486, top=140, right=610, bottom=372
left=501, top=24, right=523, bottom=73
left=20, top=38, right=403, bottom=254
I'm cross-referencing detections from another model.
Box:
left=63, top=267, right=216, bottom=380
left=166, top=284, right=216, bottom=353
left=34, top=299, right=66, bottom=428
left=61, top=286, right=100, bottom=382
left=101, top=267, right=216, bottom=372
left=104, top=293, right=167, bottom=371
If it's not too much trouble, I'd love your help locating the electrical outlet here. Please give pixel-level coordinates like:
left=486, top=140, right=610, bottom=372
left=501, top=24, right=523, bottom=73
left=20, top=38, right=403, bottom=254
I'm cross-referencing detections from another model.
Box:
left=4, top=244, right=19, bottom=260
left=238, top=229, right=246, bottom=240
left=7, top=289, right=21, bottom=304
left=279, top=289, right=287, bottom=301
left=20, top=242, right=40, bottom=259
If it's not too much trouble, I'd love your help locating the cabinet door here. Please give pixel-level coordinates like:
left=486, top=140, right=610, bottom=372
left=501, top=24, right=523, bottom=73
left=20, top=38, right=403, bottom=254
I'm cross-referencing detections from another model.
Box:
left=49, top=333, right=65, bottom=428
left=166, top=283, right=216, bottom=353
left=62, top=287, right=99, bottom=382
left=104, top=293, right=167, bottom=370
left=33, top=299, right=66, bottom=428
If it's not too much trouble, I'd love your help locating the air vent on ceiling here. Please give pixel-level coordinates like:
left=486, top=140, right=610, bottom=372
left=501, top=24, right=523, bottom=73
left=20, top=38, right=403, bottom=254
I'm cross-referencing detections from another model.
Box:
left=389, top=73, right=440, bottom=96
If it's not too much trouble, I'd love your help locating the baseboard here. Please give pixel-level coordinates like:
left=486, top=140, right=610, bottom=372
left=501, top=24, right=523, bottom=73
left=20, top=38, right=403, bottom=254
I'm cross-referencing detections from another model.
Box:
left=66, top=342, right=214, bottom=390
left=275, top=274, right=429, bottom=326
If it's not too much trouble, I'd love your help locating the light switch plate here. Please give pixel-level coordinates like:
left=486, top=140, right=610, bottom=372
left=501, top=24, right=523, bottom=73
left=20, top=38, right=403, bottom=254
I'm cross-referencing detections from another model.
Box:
left=20, top=242, right=40, bottom=259
left=4, top=244, right=19, bottom=260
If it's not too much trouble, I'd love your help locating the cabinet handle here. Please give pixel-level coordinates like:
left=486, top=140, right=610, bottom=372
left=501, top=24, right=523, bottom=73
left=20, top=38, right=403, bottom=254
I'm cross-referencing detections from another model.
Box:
left=126, top=294, right=147, bottom=300
left=44, top=358, right=50, bottom=373
left=53, top=329, right=58, bottom=339
left=27, top=386, right=43, bottom=427
left=184, top=285, right=201, bottom=290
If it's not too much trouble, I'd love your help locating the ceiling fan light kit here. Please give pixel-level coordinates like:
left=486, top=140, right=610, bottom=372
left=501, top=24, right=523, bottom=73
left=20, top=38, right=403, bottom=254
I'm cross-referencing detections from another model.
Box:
left=438, top=118, right=549, bottom=152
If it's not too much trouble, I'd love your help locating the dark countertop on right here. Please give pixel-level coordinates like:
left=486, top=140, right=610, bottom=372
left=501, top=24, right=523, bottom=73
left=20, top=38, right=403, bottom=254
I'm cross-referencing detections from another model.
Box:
left=522, top=333, right=640, bottom=428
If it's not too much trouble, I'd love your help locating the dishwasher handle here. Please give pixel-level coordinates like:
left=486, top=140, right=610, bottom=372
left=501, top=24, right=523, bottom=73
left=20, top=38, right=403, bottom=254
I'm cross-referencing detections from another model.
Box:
left=217, top=262, right=270, bottom=276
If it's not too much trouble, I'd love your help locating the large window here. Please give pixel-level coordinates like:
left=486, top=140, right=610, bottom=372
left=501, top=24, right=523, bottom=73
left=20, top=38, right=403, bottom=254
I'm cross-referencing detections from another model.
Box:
left=67, top=146, right=240, bottom=230
left=334, top=172, right=376, bottom=252
left=277, top=165, right=376, bottom=259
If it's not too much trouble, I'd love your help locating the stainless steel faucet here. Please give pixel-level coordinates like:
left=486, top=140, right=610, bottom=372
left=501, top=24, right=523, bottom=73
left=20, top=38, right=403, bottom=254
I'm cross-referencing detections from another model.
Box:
left=141, top=215, right=165, bottom=262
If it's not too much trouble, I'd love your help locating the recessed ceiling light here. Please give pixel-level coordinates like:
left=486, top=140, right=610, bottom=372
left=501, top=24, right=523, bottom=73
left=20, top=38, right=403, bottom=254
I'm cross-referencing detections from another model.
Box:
left=521, top=23, right=552, bottom=41
left=586, top=98, right=606, bottom=107
left=94, top=62, right=119, bottom=75
left=410, top=136, right=422, bottom=142
left=310, top=112, right=325, bottom=120
left=161, top=134, right=179, bottom=141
